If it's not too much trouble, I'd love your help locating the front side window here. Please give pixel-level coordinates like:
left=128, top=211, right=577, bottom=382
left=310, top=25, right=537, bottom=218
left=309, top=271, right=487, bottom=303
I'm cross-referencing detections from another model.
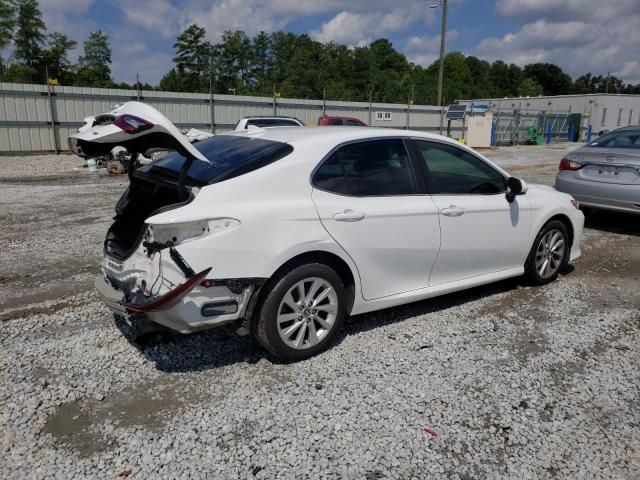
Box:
left=414, top=140, right=506, bottom=194
left=312, top=139, right=417, bottom=196
left=327, top=118, right=342, bottom=125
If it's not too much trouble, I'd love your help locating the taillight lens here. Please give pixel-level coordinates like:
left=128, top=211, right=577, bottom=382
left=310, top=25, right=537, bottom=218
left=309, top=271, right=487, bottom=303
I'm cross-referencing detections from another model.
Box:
left=113, top=114, right=153, bottom=134
left=559, top=158, right=583, bottom=171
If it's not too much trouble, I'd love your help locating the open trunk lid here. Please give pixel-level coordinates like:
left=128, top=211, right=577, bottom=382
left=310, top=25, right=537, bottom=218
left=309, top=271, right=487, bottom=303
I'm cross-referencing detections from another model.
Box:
left=69, top=101, right=210, bottom=164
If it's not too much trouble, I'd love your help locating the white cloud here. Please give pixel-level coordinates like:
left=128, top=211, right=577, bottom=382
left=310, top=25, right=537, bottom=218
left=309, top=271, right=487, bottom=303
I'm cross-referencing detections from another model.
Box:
left=310, top=9, right=428, bottom=47
left=496, top=0, right=639, bottom=22
left=39, top=0, right=96, bottom=62
left=109, top=28, right=173, bottom=84
left=474, top=10, right=640, bottom=83
left=404, top=30, right=459, bottom=66
left=183, top=0, right=288, bottom=42
left=113, top=0, right=182, bottom=38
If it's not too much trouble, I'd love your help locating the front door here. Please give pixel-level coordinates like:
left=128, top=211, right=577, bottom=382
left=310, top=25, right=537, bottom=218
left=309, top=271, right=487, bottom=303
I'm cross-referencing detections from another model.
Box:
left=311, top=139, right=441, bottom=300
left=410, top=139, right=531, bottom=286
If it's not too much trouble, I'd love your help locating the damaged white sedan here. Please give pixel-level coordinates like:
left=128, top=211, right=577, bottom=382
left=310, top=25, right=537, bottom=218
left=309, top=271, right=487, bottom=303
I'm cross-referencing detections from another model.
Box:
left=70, top=102, right=584, bottom=361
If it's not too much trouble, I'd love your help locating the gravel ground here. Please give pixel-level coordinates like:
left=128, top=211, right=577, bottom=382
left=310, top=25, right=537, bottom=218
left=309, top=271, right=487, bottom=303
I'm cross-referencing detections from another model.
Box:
left=1, top=144, right=639, bottom=479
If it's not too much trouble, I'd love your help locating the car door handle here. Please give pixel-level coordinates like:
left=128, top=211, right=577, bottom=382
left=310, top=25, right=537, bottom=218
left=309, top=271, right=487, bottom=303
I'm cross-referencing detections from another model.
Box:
left=333, top=209, right=366, bottom=222
left=441, top=205, right=465, bottom=217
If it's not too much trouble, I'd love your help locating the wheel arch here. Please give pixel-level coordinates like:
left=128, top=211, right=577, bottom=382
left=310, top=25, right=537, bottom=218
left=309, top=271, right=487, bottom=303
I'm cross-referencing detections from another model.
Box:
left=544, top=213, right=574, bottom=257
left=531, top=213, right=575, bottom=263
left=245, top=249, right=359, bottom=335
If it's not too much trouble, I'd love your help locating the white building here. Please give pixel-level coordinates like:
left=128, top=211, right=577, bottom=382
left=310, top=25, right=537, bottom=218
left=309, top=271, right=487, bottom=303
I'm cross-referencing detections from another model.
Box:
left=461, top=94, right=640, bottom=133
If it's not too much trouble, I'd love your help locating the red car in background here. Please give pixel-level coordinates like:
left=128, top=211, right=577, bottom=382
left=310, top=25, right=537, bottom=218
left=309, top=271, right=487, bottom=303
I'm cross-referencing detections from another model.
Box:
left=317, top=116, right=368, bottom=126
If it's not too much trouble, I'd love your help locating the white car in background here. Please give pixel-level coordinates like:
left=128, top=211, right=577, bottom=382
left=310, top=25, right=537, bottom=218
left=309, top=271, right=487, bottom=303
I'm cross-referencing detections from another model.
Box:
left=70, top=102, right=584, bottom=361
left=234, top=116, right=304, bottom=130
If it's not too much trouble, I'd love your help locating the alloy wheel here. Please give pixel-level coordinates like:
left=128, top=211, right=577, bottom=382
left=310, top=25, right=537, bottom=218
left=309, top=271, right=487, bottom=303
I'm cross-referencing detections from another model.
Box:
left=535, top=229, right=565, bottom=279
left=276, top=277, right=338, bottom=350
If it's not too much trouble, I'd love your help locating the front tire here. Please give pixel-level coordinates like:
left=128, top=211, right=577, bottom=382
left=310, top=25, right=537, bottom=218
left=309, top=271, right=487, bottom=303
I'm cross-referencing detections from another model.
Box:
left=525, top=220, right=569, bottom=285
left=255, top=263, right=347, bottom=361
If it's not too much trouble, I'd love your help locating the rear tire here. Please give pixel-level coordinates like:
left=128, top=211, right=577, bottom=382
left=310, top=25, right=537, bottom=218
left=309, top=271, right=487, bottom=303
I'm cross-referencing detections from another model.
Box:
left=525, top=220, right=569, bottom=285
left=255, top=263, right=346, bottom=361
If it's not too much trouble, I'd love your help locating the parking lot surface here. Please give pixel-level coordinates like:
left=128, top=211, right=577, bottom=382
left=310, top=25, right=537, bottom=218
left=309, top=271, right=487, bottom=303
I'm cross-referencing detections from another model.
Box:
left=1, top=144, right=639, bottom=479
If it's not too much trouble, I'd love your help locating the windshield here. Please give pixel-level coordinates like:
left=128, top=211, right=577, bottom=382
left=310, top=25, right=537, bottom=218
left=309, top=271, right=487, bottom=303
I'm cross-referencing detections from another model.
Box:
left=589, top=130, right=640, bottom=149
left=147, top=134, right=294, bottom=184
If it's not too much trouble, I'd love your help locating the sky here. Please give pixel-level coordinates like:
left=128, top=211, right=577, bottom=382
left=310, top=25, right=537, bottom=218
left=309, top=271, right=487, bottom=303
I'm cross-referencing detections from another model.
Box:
left=38, top=0, right=640, bottom=85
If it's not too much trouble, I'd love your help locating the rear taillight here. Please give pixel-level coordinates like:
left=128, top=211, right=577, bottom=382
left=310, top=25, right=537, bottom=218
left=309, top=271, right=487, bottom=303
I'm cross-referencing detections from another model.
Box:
left=113, top=114, right=153, bottom=134
left=559, top=158, right=583, bottom=171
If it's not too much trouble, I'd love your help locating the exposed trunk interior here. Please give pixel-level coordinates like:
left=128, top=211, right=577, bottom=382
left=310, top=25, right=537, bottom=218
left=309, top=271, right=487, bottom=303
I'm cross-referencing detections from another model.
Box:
left=105, top=176, right=189, bottom=260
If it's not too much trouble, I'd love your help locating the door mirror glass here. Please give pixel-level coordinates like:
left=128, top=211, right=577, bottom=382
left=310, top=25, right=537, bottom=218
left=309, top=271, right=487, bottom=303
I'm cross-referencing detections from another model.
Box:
left=506, top=177, right=527, bottom=202
left=506, top=177, right=526, bottom=195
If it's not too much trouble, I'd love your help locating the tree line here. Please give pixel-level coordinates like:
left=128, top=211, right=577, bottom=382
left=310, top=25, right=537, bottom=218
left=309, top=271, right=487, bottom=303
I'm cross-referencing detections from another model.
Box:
left=1, top=0, right=639, bottom=103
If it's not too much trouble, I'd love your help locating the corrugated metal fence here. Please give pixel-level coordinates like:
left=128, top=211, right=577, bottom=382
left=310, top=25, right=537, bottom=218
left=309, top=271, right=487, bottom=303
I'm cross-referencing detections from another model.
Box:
left=0, top=82, right=450, bottom=154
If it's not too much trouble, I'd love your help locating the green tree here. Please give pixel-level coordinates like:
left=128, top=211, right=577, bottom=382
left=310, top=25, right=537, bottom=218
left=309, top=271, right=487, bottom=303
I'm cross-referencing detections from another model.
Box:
left=464, top=56, right=491, bottom=99
left=519, top=77, right=543, bottom=96
left=0, top=0, right=16, bottom=73
left=11, top=0, right=45, bottom=82
left=279, top=34, right=322, bottom=98
left=43, top=32, right=77, bottom=84
left=173, top=24, right=211, bottom=84
left=249, top=31, right=272, bottom=94
left=13, top=0, right=45, bottom=62
left=76, top=31, right=112, bottom=86
left=523, top=63, right=572, bottom=95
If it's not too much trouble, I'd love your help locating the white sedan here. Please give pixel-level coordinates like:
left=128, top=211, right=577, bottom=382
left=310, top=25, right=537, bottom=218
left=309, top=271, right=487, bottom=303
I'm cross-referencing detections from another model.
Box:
left=70, top=102, right=584, bottom=361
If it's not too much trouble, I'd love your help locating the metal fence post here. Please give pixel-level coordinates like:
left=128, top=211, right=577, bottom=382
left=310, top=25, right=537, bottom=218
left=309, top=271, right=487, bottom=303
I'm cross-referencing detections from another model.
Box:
left=322, top=87, right=326, bottom=116
left=491, top=120, right=496, bottom=146
left=45, top=79, right=60, bottom=154
left=273, top=85, right=277, bottom=116
left=210, top=94, right=216, bottom=134
left=405, top=103, right=410, bottom=130
left=546, top=121, right=552, bottom=144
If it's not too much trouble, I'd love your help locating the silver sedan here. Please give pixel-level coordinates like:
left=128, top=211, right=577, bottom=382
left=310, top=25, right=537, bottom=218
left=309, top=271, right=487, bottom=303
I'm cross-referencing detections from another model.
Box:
left=555, top=127, right=640, bottom=214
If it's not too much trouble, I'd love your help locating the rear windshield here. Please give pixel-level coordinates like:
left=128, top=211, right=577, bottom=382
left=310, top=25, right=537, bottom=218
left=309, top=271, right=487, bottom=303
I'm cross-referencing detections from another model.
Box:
left=148, top=135, right=293, bottom=184
left=589, top=130, right=640, bottom=149
left=246, top=118, right=300, bottom=128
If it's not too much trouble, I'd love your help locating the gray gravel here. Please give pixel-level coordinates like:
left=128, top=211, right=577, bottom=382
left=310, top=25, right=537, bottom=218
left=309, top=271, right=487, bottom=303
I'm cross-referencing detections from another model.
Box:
left=1, top=145, right=639, bottom=479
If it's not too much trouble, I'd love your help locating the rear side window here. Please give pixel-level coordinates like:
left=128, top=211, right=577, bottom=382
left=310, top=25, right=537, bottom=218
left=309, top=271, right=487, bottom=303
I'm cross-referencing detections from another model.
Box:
left=313, top=153, right=348, bottom=194
left=149, top=135, right=293, bottom=184
left=589, top=130, right=640, bottom=149
left=313, top=139, right=417, bottom=196
left=327, top=119, right=342, bottom=125
left=414, top=140, right=505, bottom=194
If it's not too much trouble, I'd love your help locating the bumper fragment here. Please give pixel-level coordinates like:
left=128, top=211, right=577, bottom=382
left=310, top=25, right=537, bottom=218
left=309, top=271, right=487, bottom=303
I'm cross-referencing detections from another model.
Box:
left=95, top=267, right=212, bottom=315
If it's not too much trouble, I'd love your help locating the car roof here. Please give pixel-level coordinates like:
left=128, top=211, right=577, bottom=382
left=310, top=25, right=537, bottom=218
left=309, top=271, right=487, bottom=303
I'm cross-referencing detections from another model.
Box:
left=240, top=116, right=301, bottom=120
left=222, top=126, right=462, bottom=147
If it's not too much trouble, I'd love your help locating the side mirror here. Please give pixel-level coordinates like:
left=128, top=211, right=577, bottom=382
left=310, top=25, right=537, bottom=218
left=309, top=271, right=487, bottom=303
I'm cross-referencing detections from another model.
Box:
left=506, top=177, right=527, bottom=203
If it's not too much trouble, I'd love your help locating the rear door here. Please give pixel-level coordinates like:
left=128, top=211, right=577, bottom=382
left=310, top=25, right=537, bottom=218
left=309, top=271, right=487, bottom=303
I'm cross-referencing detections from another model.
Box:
left=409, top=139, right=531, bottom=286
left=311, top=138, right=441, bottom=300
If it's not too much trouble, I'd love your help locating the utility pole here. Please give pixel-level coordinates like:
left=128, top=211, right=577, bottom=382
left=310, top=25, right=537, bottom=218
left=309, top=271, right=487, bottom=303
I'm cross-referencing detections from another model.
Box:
left=434, top=0, right=448, bottom=135
left=605, top=72, right=610, bottom=94
left=209, top=55, right=214, bottom=133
